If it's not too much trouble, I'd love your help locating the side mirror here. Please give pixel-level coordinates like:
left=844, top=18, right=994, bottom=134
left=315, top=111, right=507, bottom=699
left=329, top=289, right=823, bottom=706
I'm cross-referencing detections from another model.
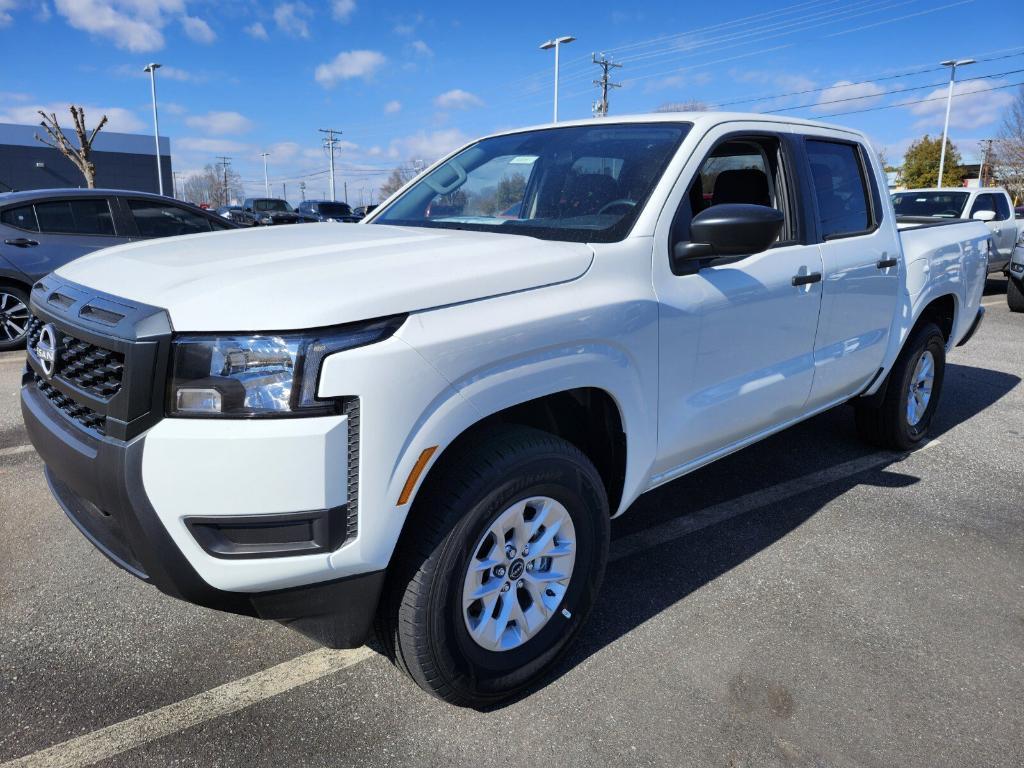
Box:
left=972, top=209, right=997, bottom=222
left=672, top=204, right=785, bottom=269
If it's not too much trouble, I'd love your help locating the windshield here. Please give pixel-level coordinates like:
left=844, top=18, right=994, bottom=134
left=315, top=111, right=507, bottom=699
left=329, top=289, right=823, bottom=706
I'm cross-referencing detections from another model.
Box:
left=317, top=202, right=352, bottom=217
left=372, top=123, right=690, bottom=242
left=254, top=199, right=293, bottom=212
left=891, top=191, right=969, bottom=217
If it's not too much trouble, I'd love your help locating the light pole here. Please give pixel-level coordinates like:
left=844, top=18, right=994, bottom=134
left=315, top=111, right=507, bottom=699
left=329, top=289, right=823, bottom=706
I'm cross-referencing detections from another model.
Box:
left=937, top=58, right=975, bottom=188
left=143, top=62, right=164, bottom=196
left=260, top=152, right=270, bottom=196
left=540, top=35, right=575, bottom=123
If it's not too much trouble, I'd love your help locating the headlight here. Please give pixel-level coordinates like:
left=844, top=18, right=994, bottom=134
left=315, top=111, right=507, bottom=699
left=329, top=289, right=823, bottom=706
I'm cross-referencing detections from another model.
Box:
left=168, top=316, right=405, bottom=417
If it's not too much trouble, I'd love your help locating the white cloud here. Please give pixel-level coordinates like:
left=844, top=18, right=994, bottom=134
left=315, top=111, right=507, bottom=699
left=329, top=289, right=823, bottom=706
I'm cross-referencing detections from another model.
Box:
left=909, top=80, right=1016, bottom=131
left=434, top=89, right=483, bottom=110
left=185, top=110, right=252, bottom=135
left=54, top=0, right=170, bottom=51
left=273, top=2, right=310, bottom=38
left=331, top=0, right=355, bottom=22
left=384, top=100, right=401, bottom=114
left=315, top=50, right=386, bottom=87
left=181, top=15, right=214, bottom=44
left=244, top=21, right=267, bottom=40
left=388, top=129, right=468, bottom=161
left=411, top=39, right=432, bottom=57
left=176, top=137, right=251, bottom=153
left=0, top=100, right=144, bottom=133
left=0, top=0, right=15, bottom=26
left=813, top=80, right=885, bottom=112
left=266, top=141, right=300, bottom=161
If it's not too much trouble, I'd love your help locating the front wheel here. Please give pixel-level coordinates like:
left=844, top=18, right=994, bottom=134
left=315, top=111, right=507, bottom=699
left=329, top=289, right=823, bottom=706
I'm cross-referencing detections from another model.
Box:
left=376, top=426, right=610, bottom=707
left=854, top=322, right=946, bottom=450
left=1008, top=276, right=1024, bottom=313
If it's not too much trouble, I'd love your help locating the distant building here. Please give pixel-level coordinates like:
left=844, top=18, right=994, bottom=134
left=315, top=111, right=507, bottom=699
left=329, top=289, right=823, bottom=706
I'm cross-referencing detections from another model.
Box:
left=0, top=122, right=172, bottom=194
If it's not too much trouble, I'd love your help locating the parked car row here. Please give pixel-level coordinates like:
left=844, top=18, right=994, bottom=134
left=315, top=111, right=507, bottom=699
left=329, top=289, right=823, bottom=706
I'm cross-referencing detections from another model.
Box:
left=214, top=199, right=373, bottom=226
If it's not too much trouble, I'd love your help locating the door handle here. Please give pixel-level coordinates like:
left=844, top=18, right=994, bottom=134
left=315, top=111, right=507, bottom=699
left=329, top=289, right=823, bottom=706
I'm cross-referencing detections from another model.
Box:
left=792, top=272, right=822, bottom=286
left=4, top=238, right=38, bottom=247
left=876, top=257, right=898, bottom=269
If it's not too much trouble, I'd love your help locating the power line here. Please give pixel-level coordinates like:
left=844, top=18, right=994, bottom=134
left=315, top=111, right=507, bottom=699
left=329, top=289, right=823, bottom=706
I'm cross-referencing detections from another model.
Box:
left=814, top=79, right=1024, bottom=118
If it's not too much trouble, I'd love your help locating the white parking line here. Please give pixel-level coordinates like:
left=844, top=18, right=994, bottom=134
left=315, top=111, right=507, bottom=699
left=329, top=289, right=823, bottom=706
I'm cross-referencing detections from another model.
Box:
left=1, top=441, right=941, bottom=768
left=0, top=647, right=374, bottom=768
left=0, top=444, right=34, bottom=458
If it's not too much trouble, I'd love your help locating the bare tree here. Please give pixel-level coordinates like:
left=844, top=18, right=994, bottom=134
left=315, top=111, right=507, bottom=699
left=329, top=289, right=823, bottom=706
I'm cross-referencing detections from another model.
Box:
left=181, top=164, right=244, bottom=207
left=379, top=166, right=415, bottom=200
left=994, top=86, right=1024, bottom=202
left=35, top=106, right=108, bottom=188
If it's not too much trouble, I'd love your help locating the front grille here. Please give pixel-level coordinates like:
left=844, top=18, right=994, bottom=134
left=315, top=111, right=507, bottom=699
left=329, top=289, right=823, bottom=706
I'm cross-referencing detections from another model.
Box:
left=34, top=374, right=107, bottom=435
left=26, top=316, right=125, bottom=399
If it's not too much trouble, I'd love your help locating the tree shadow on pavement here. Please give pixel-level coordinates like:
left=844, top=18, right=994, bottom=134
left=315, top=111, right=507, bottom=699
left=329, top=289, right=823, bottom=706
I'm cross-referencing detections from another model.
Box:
left=484, top=362, right=1019, bottom=710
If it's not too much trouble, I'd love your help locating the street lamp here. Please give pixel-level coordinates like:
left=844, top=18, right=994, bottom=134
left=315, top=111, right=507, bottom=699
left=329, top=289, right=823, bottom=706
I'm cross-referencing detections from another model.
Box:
left=143, top=62, right=164, bottom=196
left=540, top=35, right=575, bottom=123
left=937, top=58, right=975, bottom=188
left=260, top=152, right=271, bottom=196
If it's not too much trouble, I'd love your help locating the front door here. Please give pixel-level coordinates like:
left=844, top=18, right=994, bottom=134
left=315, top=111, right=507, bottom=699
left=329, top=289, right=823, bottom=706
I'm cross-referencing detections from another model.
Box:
left=651, top=129, right=824, bottom=481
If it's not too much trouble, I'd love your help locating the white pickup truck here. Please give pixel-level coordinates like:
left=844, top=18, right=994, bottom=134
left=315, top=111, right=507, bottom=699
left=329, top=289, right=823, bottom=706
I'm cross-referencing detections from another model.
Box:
left=891, top=186, right=1018, bottom=273
left=21, top=113, right=990, bottom=706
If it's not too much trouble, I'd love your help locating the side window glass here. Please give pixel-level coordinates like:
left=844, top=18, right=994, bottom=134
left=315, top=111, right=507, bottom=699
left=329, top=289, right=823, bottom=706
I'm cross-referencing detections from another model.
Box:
left=35, top=201, right=76, bottom=233
left=970, top=194, right=996, bottom=216
left=128, top=199, right=213, bottom=238
left=993, top=194, right=1011, bottom=221
left=675, top=136, right=790, bottom=245
left=805, top=140, right=871, bottom=239
left=68, top=199, right=116, bottom=235
left=0, top=205, right=39, bottom=232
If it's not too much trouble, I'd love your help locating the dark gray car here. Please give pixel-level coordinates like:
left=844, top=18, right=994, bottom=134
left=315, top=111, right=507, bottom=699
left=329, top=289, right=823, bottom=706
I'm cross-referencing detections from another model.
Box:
left=0, top=188, right=237, bottom=349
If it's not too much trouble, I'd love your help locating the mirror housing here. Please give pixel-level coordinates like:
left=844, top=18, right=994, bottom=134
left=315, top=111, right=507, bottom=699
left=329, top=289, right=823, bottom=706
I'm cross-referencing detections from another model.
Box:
left=972, top=209, right=997, bottom=222
left=672, top=204, right=785, bottom=270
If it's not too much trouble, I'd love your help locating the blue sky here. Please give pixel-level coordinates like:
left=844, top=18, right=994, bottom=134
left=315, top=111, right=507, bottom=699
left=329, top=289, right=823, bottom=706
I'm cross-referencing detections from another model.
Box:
left=1, top=0, right=1022, bottom=203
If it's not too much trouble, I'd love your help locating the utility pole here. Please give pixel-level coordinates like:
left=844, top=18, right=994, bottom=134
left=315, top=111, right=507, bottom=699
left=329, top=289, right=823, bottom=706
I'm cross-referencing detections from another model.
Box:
left=299, top=181, right=306, bottom=201
left=260, top=152, right=270, bottom=196
left=979, top=139, right=993, bottom=187
left=344, top=181, right=348, bottom=204
left=318, top=128, right=342, bottom=201
left=216, top=156, right=231, bottom=206
left=282, top=182, right=287, bottom=201
left=591, top=52, right=622, bottom=118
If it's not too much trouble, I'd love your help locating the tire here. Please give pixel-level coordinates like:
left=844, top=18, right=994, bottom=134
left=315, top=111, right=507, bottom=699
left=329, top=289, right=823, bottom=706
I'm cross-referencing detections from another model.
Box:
left=375, top=425, right=610, bottom=707
left=0, top=285, right=31, bottom=351
left=1008, top=276, right=1024, bottom=313
left=854, top=322, right=946, bottom=451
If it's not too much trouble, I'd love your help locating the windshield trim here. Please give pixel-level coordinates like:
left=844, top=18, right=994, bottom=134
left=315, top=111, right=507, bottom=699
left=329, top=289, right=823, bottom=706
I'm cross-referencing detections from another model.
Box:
left=369, top=121, right=692, bottom=244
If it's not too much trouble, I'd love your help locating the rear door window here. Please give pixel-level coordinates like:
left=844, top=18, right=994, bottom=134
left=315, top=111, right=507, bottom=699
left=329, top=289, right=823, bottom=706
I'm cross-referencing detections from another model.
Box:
left=0, top=205, right=39, bottom=232
left=805, top=140, right=872, bottom=239
left=32, top=199, right=117, bottom=235
left=127, top=199, right=213, bottom=237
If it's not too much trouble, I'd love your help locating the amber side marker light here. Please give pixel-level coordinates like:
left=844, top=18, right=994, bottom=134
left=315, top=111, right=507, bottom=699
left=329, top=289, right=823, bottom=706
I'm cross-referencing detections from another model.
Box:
left=398, top=446, right=438, bottom=505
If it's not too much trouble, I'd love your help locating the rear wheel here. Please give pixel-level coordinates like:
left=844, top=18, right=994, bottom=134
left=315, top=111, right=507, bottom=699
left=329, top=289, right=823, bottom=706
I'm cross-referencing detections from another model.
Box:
left=854, top=322, right=946, bottom=450
left=1008, top=276, right=1024, bottom=313
left=376, top=425, right=610, bottom=707
left=0, top=286, right=31, bottom=351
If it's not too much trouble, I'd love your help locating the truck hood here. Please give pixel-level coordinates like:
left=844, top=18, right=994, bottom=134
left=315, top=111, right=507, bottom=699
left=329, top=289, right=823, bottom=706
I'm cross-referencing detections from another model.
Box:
left=55, top=223, right=594, bottom=331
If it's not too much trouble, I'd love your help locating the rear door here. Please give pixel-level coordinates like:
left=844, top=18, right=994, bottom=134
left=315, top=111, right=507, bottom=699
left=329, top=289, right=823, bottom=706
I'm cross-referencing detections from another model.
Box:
left=802, top=135, right=901, bottom=409
left=0, top=196, right=127, bottom=280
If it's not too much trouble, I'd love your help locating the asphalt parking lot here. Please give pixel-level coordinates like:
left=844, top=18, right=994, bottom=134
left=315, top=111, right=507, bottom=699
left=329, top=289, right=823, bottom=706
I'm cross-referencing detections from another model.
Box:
left=1, top=280, right=1021, bottom=768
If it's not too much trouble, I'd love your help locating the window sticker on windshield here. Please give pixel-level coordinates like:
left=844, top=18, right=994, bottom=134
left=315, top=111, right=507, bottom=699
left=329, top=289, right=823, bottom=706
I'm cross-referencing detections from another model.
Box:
left=509, top=156, right=538, bottom=164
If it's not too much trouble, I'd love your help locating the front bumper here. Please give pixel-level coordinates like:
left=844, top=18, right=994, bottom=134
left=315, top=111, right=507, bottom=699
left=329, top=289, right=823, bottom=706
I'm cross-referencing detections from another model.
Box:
left=20, top=277, right=384, bottom=648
